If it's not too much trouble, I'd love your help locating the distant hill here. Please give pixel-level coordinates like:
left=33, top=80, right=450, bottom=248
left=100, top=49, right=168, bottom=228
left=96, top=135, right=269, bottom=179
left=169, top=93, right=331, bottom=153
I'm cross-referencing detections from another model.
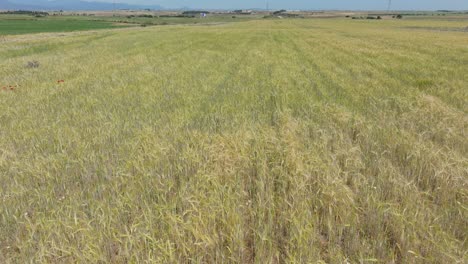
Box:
left=0, top=0, right=163, bottom=11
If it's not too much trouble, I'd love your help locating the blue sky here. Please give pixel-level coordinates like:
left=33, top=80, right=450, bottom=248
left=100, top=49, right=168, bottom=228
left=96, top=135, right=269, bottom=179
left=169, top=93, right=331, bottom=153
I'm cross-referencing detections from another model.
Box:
left=12, top=0, right=468, bottom=10
left=90, top=0, right=468, bottom=10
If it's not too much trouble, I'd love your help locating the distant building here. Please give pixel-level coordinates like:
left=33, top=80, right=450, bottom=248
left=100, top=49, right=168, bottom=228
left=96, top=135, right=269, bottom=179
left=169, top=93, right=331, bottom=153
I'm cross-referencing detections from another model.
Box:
left=232, top=10, right=252, bottom=15
left=182, top=10, right=210, bottom=17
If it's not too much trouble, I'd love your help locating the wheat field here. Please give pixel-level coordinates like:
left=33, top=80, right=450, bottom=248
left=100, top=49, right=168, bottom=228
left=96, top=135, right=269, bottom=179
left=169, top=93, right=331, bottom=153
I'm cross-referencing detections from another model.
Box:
left=0, top=18, right=467, bottom=263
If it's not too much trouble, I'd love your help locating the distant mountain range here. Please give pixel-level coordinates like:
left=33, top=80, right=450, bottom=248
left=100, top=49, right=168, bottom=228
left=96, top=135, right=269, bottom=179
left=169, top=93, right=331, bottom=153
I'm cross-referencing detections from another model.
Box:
left=0, top=0, right=163, bottom=11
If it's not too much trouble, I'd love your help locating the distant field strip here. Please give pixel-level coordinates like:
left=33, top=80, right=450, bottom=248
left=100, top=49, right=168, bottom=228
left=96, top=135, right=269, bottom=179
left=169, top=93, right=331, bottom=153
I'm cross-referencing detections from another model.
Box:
left=0, top=18, right=129, bottom=35
left=0, top=19, right=467, bottom=263
left=0, top=14, right=257, bottom=35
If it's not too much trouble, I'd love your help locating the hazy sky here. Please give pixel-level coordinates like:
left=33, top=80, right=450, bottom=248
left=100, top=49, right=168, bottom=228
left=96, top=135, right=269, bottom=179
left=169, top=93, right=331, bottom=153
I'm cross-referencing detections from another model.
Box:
left=86, top=0, right=468, bottom=10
